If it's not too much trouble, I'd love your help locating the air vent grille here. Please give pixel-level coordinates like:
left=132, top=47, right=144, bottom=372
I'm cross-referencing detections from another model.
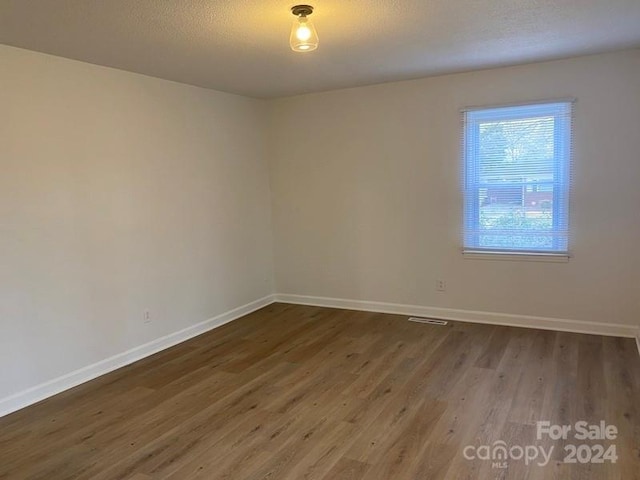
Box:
left=408, top=317, right=448, bottom=325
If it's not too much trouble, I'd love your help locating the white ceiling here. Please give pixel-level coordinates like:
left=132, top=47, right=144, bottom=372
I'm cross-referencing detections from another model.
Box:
left=1, top=0, right=639, bottom=98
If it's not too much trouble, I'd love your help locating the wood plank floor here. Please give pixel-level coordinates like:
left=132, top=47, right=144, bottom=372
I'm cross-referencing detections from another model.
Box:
left=1, top=303, right=639, bottom=479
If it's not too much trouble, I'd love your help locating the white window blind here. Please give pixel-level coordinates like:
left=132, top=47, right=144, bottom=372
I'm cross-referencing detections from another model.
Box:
left=463, top=101, right=573, bottom=255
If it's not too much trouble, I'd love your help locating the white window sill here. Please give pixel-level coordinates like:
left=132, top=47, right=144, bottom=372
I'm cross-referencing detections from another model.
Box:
left=463, top=250, right=570, bottom=263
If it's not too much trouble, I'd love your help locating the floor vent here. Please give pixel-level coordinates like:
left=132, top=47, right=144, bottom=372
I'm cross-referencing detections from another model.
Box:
left=408, top=317, right=448, bottom=325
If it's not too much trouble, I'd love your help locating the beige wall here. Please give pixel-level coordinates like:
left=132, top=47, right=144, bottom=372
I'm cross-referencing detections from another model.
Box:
left=268, top=50, right=640, bottom=327
left=0, top=45, right=274, bottom=399
left=2, top=44, right=639, bottom=407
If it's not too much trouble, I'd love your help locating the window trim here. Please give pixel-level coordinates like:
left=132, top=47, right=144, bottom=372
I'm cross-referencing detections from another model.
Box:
left=461, top=98, right=575, bottom=258
left=462, top=250, right=570, bottom=263
left=460, top=97, right=577, bottom=113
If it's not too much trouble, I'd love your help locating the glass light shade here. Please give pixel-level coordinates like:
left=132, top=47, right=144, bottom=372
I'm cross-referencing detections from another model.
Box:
left=290, top=16, right=318, bottom=52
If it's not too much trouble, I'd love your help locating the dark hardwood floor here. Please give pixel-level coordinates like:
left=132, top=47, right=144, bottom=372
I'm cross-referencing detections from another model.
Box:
left=1, top=303, right=639, bottom=479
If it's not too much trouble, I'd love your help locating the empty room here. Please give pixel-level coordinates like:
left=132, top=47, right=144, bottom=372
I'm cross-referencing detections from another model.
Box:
left=1, top=1, right=639, bottom=479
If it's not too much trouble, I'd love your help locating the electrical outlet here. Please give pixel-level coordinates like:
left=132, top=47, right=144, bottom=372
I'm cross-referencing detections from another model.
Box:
left=143, top=310, right=151, bottom=324
left=436, top=279, right=446, bottom=292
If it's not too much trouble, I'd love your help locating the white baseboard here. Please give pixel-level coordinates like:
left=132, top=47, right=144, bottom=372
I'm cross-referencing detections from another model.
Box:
left=3, top=293, right=637, bottom=417
left=274, top=293, right=638, bottom=339
left=0, top=295, right=276, bottom=418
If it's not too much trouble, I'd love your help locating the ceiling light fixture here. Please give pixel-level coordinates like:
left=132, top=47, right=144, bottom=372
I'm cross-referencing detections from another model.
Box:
left=290, top=5, right=319, bottom=52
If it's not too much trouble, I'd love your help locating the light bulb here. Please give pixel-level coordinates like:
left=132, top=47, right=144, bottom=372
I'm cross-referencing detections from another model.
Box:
left=296, top=22, right=312, bottom=41
left=290, top=6, right=319, bottom=52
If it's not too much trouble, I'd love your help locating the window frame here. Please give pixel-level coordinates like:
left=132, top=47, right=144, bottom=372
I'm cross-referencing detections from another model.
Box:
left=462, top=99, right=574, bottom=259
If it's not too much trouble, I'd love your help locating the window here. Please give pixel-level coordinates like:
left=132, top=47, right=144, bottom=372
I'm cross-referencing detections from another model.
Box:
left=463, top=101, right=573, bottom=255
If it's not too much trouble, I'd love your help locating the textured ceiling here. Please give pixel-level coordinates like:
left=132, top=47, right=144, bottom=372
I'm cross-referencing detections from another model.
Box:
left=1, top=0, right=639, bottom=98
